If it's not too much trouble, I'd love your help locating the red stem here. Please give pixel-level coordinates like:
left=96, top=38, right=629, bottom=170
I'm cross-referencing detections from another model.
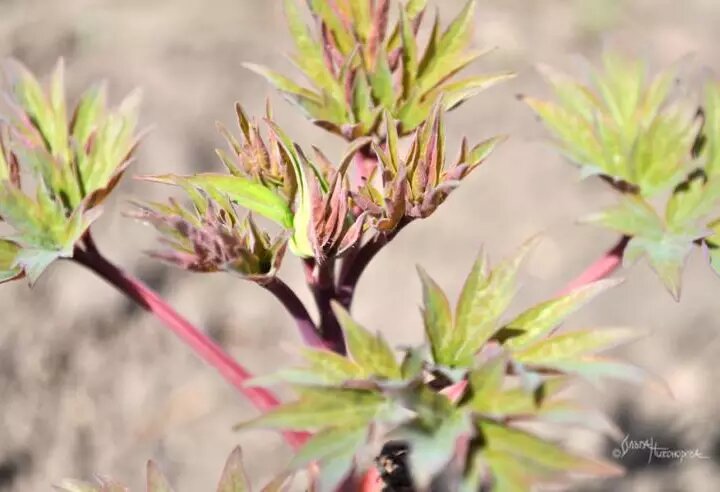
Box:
left=557, top=235, right=630, bottom=296
left=262, top=277, right=328, bottom=350
left=73, top=245, right=307, bottom=449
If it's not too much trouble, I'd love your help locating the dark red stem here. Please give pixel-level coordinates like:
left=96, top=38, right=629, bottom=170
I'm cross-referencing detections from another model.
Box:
left=262, top=277, right=328, bottom=350
left=73, top=244, right=307, bottom=449
left=304, top=258, right=347, bottom=354
left=558, top=235, right=630, bottom=296
left=337, top=220, right=409, bottom=309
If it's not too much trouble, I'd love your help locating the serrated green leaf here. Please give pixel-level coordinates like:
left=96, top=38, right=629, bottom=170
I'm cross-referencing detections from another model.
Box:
left=369, top=48, right=394, bottom=109
left=399, top=8, right=418, bottom=101
left=583, top=195, right=664, bottom=238
left=0, top=239, right=23, bottom=283
left=505, top=278, right=622, bottom=350
left=307, top=0, right=355, bottom=55
left=216, top=447, right=250, bottom=492
left=515, top=327, right=641, bottom=364
left=417, top=267, right=453, bottom=365
left=451, top=238, right=540, bottom=365
left=466, top=135, right=507, bottom=169
left=302, top=347, right=369, bottom=382
left=666, top=174, right=720, bottom=231
left=536, top=357, right=649, bottom=387
left=53, top=480, right=101, bottom=492
left=704, top=82, right=720, bottom=177
left=290, top=426, right=366, bottom=469
left=416, top=1, right=477, bottom=95
left=283, top=0, right=345, bottom=106
left=147, top=461, right=174, bottom=492
left=236, top=387, right=385, bottom=431
left=332, top=301, right=401, bottom=378
left=466, top=356, right=505, bottom=404
left=71, top=83, right=107, bottom=147
left=481, top=422, right=622, bottom=477
left=437, top=72, right=515, bottom=111
left=243, top=63, right=341, bottom=124
left=351, top=70, right=373, bottom=130
left=625, top=234, right=692, bottom=300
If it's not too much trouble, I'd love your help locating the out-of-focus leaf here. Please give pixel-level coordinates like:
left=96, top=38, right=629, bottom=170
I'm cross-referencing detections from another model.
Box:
left=417, top=266, right=453, bottom=364
left=332, top=301, right=401, bottom=379
left=416, top=1, right=476, bottom=95
left=216, top=447, right=250, bottom=492
left=147, top=461, right=175, bottom=492
left=526, top=54, right=696, bottom=196
left=480, top=422, right=623, bottom=477
left=505, top=278, right=622, bottom=350
left=283, top=0, right=344, bottom=105
left=0, top=239, right=23, bottom=283
left=624, top=233, right=693, bottom=300
left=515, top=327, right=642, bottom=364
left=536, top=357, right=651, bottom=387
left=369, top=48, right=394, bottom=109
left=53, top=480, right=102, bottom=492
left=399, top=9, right=418, bottom=101
left=394, top=411, right=471, bottom=488
left=289, top=426, right=366, bottom=469
left=236, top=387, right=385, bottom=431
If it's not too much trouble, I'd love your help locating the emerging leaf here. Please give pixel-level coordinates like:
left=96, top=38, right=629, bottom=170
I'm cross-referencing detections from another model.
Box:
left=133, top=189, right=287, bottom=282
left=246, top=0, right=512, bottom=139
left=0, top=60, right=141, bottom=284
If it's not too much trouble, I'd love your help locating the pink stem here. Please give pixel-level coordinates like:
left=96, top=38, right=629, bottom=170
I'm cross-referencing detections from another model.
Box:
left=557, top=236, right=630, bottom=296
left=73, top=246, right=307, bottom=449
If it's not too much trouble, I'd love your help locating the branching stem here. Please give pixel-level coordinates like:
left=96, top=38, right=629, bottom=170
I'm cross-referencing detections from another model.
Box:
left=73, top=242, right=307, bottom=449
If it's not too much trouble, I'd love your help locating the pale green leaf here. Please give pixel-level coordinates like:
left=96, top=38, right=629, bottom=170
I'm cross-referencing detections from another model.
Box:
left=236, top=388, right=385, bottom=431
left=417, top=267, right=453, bottom=364
left=289, top=426, right=366, bottom=469
left=505, top=278, right=622, bottom=350
left=583, top=195, right=664, bottom=238
left=216, top=447, right=250, bottom=492
left=53, top=480, right=101, bottom=492
left=482, top=422, right=622, bottom=477
left=283, top=0, right=345, bottom=105
left=146, top=461, right=174, bottom=492
left=451, top=237, right=540, bottom=365
left=515, top=327, right=642, bottom=364
left=332, top=302, right=401, bottom=379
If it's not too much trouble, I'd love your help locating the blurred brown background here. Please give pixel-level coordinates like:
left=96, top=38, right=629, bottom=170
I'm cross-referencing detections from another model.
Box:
left=1, top=0, right=720, bottom=490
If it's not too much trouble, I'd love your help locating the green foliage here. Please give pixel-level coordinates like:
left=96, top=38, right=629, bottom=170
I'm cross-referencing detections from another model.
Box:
left=526, top=53, right=720, bottom=299
left=0, top=60, right=141, bottom=284
left=239, top=240, right=640, bottom=490
left=245, top=0, right=513, bottom=139
left=55, top=447, right=288, bottom=492
left=524, top=54, right=697, bottom=195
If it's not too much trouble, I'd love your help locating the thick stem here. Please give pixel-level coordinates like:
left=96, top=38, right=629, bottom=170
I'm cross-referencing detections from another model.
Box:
left=305, top=258, right=346, bottom=354
left=337, top=220, right=409, bottom=310
left=558, top=235, right=630, bottom=296
left=73, top=246, right=306, bottom=448
left=262, top=277, right=327, bottom=350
